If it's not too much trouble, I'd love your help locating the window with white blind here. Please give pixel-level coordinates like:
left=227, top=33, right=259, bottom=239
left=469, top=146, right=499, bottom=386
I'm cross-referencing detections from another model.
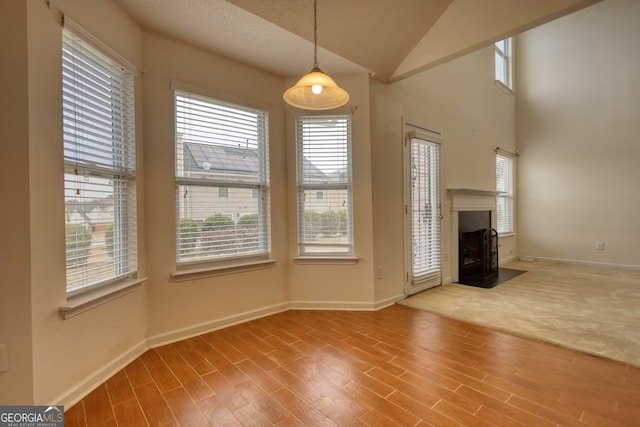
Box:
left=175, top=91, right=270, bottom=265
left=496, top=152, right=514, bottom=234
left=62, top=26, right=137, bottom=295
left=296, top=114, right=353, bottom=255
left=408, top=135, right=441, bottom=285
left=495, top=37, right=513, bottom=90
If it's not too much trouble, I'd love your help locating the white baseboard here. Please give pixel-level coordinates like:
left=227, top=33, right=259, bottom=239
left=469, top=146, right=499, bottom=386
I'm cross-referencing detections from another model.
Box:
left=530, top=256, right=640, bottom=271
left=289, top=300, right=377, bottom=311
left=289, top=295, right=407, bottom=311
left=56, top=339, right=148, bottom=409
left=147, top=302, right=290, bottom=348
left=500, top=255, right=519, bottom=264
left=374, top=294, right=406, bottom=309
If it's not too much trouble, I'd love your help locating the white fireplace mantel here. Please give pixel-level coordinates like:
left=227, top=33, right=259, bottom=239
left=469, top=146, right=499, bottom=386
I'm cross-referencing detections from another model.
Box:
left=448, top=188, right=501, bottom=211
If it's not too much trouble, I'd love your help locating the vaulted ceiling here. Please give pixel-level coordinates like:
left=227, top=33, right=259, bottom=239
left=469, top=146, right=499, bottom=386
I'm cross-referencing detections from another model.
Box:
left=114, top=0, right=600, bottom=83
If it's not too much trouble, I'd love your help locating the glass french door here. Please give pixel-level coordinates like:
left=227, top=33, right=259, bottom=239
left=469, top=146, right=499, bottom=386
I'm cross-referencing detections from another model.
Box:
left=405, top=131, right=442, bottom=295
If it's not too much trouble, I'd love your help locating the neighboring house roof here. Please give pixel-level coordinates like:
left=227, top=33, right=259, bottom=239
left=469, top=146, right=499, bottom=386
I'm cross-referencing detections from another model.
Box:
left=87, top=207, right=113, bottom=223
left=328, top=166, right=350, bottom=182
left=66, top=210, right=91, bottom=224
left=184, top=141, right=327, bottom=180
left=65, top=197, right=113, bottom=213
left=301, top=157, right=326, bottom=181
left=184, top=141, right=259, bottom=177
left=65, top=198, right=114, bottom=224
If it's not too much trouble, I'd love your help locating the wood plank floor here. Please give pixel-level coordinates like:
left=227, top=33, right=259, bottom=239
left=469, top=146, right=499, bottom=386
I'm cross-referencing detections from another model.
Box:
left=65, top=305, right=640, bottom=426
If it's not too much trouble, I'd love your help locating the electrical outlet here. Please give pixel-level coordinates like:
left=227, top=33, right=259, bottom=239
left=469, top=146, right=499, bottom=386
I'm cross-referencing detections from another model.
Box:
left=0, top=344, right=8, bottom=373
left=376, top=265, right=384, bottom=279
left=596, top=241, right=605, bottom=251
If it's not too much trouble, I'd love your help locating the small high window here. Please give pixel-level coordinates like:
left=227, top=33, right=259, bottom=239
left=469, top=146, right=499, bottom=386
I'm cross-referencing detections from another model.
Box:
left=218, top=187, right=229, bottom=198
left=495, top=38, right=513, bottom=90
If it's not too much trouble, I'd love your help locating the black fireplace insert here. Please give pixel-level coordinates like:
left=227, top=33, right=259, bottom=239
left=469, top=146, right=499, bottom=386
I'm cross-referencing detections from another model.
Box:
left=458, top=211, right=498, bottom=287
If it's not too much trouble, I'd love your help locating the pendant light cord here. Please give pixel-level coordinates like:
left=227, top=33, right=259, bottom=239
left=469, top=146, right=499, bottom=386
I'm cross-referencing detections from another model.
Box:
left=313, top=0, right=319, bottom=68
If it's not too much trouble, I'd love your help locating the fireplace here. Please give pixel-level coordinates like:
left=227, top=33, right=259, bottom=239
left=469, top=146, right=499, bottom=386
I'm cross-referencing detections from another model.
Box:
left=448, top=188, right=501, bottom=284
left=458, top=211, right=498, bottom=286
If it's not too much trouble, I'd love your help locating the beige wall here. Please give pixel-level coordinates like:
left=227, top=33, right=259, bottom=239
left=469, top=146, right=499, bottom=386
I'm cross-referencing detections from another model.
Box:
left=517, top=0, right=640, bottom=268
left=32, top=0, right=148, bottom=405
left=371, top=45, right=517, bottom=301
left=3, top=0, right=148, bottom=405
left=141, top=31, right=290, bottom=341
left=0, top=0, right=34, bottom=405
left=286, top=74, right=377, bottom=308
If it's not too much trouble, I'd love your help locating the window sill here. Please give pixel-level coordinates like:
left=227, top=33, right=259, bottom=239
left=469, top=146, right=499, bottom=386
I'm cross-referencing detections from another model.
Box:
left=172, top=258, right=277, bottom=282
left=294, top=256, right=359, bottom=265
left=60, top=277, right=147, bottom=320
left=498, top=232, right=517, bottom=238
left=495, top=80, right=515, bottom=96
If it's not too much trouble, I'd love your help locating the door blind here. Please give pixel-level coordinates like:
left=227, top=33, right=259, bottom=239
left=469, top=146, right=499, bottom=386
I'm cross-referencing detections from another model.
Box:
left=410, top=137, right=441, bottom=281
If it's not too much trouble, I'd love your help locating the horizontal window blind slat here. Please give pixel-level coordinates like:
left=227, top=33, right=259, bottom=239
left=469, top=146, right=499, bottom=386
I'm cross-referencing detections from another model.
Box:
left=299, top=183, right=350, bottom=190
left=64, top=164, right=135, bottom=181
left=175, top=105, right=264, bottom=128
left=176, top=177, right=266, bottom=188
left=61, top=65, right=128, bottom=101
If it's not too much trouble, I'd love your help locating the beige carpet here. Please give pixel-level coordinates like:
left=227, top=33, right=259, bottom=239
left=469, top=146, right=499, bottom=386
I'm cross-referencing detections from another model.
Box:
left=399, top=260, right=640, bottom=367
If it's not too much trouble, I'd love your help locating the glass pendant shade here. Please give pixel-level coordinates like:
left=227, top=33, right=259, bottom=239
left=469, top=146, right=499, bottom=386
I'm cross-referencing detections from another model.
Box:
left=284, top=66, right=349, bottom=110
left=283, top=0, right=349, bottom=110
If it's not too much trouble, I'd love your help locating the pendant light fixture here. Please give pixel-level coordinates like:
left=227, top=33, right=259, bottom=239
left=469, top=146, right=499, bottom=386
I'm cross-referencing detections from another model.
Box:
left=283, top=0, right=349, bottom=110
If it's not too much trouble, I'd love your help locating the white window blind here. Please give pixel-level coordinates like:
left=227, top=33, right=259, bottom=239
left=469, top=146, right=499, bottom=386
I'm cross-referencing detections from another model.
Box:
left=410, top=137, right=441, bottom=282
left=175, top=91, right=270, bottom=265
left=496, top=153, right=514, bottom=234
left=495, top=38, right=512, bottom=89
left=296, top=115, right=353, bottom=255
left=62, top=27, right=137, bottom=295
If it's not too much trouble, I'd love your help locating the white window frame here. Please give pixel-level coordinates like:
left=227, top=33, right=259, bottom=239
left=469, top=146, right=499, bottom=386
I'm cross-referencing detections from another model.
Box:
left=495, top=37, right=513, bottom=90
left=62, top=23, right=138, bottom=297
left=496, top=151, right=515, bottom=235
left=174, top=90, right=271, bottom=268
left=295, top=113, right=354, bottom=257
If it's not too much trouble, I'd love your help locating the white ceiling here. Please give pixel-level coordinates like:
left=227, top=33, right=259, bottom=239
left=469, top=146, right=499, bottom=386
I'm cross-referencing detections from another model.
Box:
left=114, top=0, right=601, bottom=82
